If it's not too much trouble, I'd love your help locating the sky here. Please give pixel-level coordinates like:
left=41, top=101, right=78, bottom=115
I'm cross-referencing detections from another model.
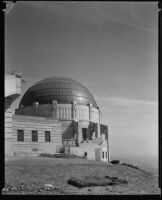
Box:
left=5, top=1, right=158, bottom=159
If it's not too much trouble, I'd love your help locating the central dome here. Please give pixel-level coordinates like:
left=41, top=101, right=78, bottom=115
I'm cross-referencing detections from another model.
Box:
left=19, top=77, right=98, bottom=108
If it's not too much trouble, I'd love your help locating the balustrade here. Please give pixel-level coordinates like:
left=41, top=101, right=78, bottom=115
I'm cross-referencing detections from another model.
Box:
left=62, top=139, right=77, bottom=147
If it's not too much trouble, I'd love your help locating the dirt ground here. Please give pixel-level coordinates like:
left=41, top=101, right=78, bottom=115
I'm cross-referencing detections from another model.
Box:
left=3, top=156, right=160, bottom=195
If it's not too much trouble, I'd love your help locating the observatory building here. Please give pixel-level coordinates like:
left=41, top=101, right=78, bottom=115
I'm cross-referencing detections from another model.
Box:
left=5, top=76, right=109, bottom=162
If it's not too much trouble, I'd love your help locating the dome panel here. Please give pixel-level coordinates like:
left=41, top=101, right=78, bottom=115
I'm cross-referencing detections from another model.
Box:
left=19, top=77, right=98, bottom=108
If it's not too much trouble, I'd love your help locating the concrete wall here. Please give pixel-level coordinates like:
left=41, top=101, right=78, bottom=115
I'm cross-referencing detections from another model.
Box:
left=57, top=104, right=72, bottom=119
left=78, top=121, right=100, bottom=143
left=5, top=74, right=21, bottom=97
left=95, top=148, right=101, bottom=161
left=5, top=72, right=22, bottom=155
left=70, top=143, right=97, bottom=160
left=70, top=141, right=108, bottom=162
left=78, top=121, right=89, bottom=142
left=90, top=107, right=100, bottom=122
left=74, top=105, right=89, bottom=121
left=61, top=120, right=74, bottom=139
left=16, top=104, right=52, bottom=118
left=100, top=146, right=108, bottom=162
left=12, top=115, right=62, bottom=156
left=5, top=104, right=13, bottom=155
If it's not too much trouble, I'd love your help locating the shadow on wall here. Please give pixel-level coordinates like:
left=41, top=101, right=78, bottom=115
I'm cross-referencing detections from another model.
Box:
left=62, top=121, right=76, bottom=139
left=88, top=122, right=98, bottom=139
left=15, top=104, right=52, bottom=118
left=100, top=124, right=108, bottom=140
left=5, top=94, right=20, bottom=111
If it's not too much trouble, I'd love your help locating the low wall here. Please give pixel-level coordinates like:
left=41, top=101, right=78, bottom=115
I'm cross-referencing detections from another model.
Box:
left=70, top=141, right=108, bottom=162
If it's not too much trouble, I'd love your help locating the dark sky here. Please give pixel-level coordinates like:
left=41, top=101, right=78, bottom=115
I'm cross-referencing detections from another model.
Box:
left=5, top=1, right=158, bottom=158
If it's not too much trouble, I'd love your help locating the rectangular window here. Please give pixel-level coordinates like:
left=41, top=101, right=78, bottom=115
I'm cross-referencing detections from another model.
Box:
left=17, top=130, right=24, bottom=142
left=32, top=130, right=38, bottom=142
left=45, top=131, right=50, bottom=142
left=102, top=151, right=104, bottom=159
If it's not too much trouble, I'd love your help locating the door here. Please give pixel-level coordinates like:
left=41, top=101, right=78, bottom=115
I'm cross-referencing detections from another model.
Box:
left=82, top=128, right=87, bottom=141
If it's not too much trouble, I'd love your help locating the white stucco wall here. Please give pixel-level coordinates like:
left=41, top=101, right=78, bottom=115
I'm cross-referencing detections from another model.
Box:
left=5, top=72, right=22, bottom=155
left=5, top=74, right=21, bottom=97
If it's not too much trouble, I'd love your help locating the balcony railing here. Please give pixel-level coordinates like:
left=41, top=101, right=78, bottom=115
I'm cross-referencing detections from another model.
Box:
left=62, top=139, right=77, bottom=147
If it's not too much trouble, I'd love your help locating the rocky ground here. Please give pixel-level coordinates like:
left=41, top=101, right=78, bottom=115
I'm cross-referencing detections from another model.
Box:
left=3, top=156, right=160, bottom=195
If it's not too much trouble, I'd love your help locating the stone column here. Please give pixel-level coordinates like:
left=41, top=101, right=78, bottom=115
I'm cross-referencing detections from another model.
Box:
left=78, top=123, right=83, bottom=143
left=33, top=101, right=39, bottom=116
left=72, top=101, right=77, bottom=120
left=98, top=107, right=101, bottom=124
left=92, top=131, right=95, bottom=139
left=97, top=108, right=101, bottom=138
left=73, top=119, right=79, bottom=146
left=52, top=100, right=57, bottom=119
left=89, top=103, right=92, bottom=121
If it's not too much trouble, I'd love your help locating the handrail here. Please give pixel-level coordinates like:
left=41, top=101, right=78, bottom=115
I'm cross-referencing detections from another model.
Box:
left=62, top=139, right=77, bottom=146
left=62, top=139, right=76, bottom=141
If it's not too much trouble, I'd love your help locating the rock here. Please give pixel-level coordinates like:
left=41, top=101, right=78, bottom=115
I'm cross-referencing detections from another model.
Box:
left=2, top=188, right=8, bottom=193
left=10, top=187, right=16, bottom=191
left=105, top=175, right=128, bottom=184
left=43, top=184, right=55, bottom=190
left=105, top=176, right=118, bottom=180
left=110, top=160, right=120, bottom=164
left=121, top=180, right=128, bottom=184
left=67, top=176, right=113, bottom=188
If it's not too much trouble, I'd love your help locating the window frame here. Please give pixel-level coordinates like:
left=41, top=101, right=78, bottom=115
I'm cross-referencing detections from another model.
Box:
left=45, top=131, right=51, bottom=142
left=17, top=130, right=24, bottom=142
left=102, top=151, right=104, bottom=159
left=105, top=151, right=107, bottom=159
left=32, top=130, right=38, bottom=142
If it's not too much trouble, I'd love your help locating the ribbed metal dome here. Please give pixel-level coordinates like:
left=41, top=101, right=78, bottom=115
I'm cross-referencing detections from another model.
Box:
left=19, top=77, right=98, bottom=108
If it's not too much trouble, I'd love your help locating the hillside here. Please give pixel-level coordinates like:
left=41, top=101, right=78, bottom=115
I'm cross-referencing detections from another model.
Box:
left=111, top=155, right=159, bottom=175
left=3, top=156, right=160, bottom=195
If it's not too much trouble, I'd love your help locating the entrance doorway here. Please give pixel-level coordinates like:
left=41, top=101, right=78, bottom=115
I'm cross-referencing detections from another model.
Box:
left=82, top=128, right=87, bottom=141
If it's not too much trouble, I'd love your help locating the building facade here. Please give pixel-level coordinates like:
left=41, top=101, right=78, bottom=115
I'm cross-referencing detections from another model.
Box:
left=5, top=76, right=109, bottom=162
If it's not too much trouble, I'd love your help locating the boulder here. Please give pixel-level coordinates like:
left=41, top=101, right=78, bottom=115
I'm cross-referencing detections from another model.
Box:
left=105, top=176, right=128, bottom=184
left=43, top=184, right=55, bottom=190
left=110, top=160, right=120, bottom=164
left=67, top=176, right=113, bottom=188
